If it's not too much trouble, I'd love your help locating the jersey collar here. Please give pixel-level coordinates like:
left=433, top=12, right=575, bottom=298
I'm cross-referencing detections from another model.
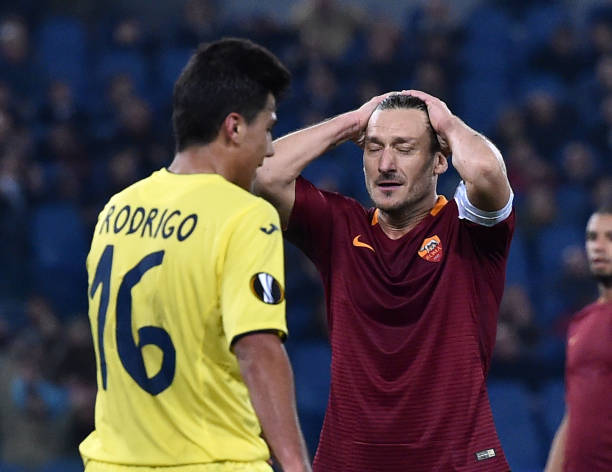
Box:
left=371, top=195, right=448, bottom=226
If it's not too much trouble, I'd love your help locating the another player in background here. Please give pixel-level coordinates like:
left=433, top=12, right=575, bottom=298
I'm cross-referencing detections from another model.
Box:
left=80, top=38, right=311, bottom=472
left=545, top=204, right=612, bottom=472
left=255, top=91, right=514, bottom=471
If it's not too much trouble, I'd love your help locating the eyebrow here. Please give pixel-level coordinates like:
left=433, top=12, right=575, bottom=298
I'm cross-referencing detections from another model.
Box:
left=364, top=136, right=418, bottom=145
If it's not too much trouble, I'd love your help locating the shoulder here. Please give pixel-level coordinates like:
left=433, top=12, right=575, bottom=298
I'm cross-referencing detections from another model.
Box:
left=104, top=170, right=164, bottom=207
left=228, top=186, right=279, bottom=222
left=573, top=300, right=610, bottom=320
left=568, top=302, right=598, bottom=334
left=295, top=176, right=367, bottom=216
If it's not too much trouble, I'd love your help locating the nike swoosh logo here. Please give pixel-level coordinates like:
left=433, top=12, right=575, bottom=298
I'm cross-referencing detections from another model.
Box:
left=353, top=235, right=375, bottom=252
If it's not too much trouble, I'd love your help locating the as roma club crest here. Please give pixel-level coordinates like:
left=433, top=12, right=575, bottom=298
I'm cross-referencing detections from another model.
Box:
left=418, top=235, right=443, bottom=263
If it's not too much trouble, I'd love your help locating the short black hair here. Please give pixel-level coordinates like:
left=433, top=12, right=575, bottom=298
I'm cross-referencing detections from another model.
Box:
left=594, top=201, right=612, bottom=216
left=377, top=94, right=441, bottom=155
left=172, top=38, right=291, bottom=151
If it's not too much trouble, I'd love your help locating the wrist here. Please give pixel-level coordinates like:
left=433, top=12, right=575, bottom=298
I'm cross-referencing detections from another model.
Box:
left=439, top=115, right=467, bottom=142
left=331, top=111, right=362, bottom=143
left=282, top=463, right=311, bottom=472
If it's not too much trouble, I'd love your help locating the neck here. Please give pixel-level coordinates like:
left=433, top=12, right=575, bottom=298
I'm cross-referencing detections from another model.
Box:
left=598, top=284, right=612, bottom=303
left=168, top=142, right=233, bottom=178
left=377, top=194, right=438, bottom=240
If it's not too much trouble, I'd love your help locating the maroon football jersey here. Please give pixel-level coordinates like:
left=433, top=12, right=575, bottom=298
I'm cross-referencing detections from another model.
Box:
left=564, top=300, right=612, bottom=471
left=286, top=177, right=514, bottom=471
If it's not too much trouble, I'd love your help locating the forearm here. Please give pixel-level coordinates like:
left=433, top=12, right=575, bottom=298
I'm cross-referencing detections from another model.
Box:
left=444, top=117, right=510, bottom=211
left=257, top=112, right=358, bottom=187
left=235, top=334, right=311, bottom=472
left=254, top=112, right=360, bottom=227
left=544, top=413, right=568, bottom=472
left=254, top=92, right=394, bottom=226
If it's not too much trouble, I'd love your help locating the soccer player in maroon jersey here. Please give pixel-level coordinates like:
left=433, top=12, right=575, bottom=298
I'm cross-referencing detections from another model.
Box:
left=545, top=205, right=612, bottom=472
left=255, top=90, right=514, bottom=471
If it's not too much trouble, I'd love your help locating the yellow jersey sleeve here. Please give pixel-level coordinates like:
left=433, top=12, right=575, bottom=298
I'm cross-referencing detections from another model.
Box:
left=220, top=199, right=287, bottom=348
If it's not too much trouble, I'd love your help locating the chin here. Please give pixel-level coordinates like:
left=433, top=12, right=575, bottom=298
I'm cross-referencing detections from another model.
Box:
left=371, top=197, right=406, bottom=213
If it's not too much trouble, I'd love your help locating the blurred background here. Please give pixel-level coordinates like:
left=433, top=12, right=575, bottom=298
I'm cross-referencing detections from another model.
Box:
left=0, top=0, right=610, bottom=470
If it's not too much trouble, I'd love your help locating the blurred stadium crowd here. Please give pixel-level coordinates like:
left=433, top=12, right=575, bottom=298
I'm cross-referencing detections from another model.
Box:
left=0, top=0, right=611, bottom=470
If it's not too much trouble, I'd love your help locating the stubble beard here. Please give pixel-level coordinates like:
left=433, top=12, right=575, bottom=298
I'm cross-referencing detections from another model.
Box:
left=593, top=272, right=612, bottom=288
left=367, top=176, right=433, bottom=217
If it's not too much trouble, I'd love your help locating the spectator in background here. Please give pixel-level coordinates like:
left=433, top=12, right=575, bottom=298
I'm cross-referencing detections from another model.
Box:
left=556, top=245, right=599, bottom=320
left=0, top=110, right=30, bottom=300
left=54, top=317, right=96, bottom=451
left=39, top=80, right=87, bottom=129
left=0, top=329, right=71, bottom=469
left=545, top=204, right=612, bottom=471
left=523, top=85, right=577, bottom=161
left=356, top=19, right=407, bottom=91
left=589, top=93, right=612, bottom=157
left=0, top=15, right=41, bottom=109
left=587, top=10, right=612, bottom=60
left=528, top=22, right=589, bottom=86
left=291, top=0, right=364, bottom=60
left=494, top=285, right=540, bottom=368
left=173, top=0, right=220, bottom=46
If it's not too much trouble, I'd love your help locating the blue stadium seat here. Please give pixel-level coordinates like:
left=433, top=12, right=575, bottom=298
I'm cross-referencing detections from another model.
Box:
left=156, top=46, right=193, bottom=95
left=506, top=230, right=530, bottom=288
left=534, top=224, right=583, bottom=277
left=35, top=16, right=88, bottom=103
left=456, top=77, right=510, bottom=135
left=38, top=457, right=84, bottom=472
left=555, top=186, right=590, bottom=225
left=0, top=462, right=26, bottom=472
left=95, top=50, right=150, bottom=100
left=30, top=202, right=88, bottom=315
left=289, top=341, right=331, bottom=454
left=523, top=4, right=568, bottom=51
left=539, top=379, right=566, bottom=443
left=488, top=380, right=543, bottom=470
left=290, top=341, right=331, bottom=413
left=460, top=6, right=514, bottom=75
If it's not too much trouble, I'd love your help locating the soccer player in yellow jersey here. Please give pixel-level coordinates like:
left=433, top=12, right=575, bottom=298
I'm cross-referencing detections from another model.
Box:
left=80, top=38, right=311, bottom=472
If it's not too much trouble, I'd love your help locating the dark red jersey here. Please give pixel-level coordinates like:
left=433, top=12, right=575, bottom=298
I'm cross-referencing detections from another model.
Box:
left=286, top=177, right=514, bottom=471
left=564, top=300, right=612, bottom=471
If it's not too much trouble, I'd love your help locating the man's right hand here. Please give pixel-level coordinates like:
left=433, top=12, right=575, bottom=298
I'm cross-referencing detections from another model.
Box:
left=349, top=92, right=399, bottom=147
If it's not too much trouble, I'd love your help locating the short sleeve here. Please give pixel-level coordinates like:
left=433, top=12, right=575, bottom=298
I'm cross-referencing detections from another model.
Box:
left=454, top=180, right=513, bottom=227
left=220, top=199, right=287, bottom=348
left=284, top=176, right=333, bottom=268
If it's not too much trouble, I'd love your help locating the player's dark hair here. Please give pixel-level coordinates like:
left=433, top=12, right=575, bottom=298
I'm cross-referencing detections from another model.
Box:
left=377, top=94, right=442, bottom=155
left=594, top=201, right=612, bottom=216
left=172, top=38, right=291, bottom=151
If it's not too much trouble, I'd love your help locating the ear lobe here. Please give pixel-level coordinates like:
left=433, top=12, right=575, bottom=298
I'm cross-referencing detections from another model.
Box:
left=223, top=113, right=243, bottom=143
left=433, top=152, right=448, bottom=175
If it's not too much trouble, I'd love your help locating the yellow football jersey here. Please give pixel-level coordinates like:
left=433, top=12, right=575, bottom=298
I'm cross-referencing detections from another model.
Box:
left=79, top=169, right=287, bottom=466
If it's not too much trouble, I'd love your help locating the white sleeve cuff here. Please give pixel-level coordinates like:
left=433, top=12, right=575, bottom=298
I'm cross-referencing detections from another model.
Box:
left=453, top=181, right=513, bottom=227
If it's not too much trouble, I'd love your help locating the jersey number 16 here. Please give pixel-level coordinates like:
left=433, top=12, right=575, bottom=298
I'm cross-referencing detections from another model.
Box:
left=90, top=244, right=176, bottom=395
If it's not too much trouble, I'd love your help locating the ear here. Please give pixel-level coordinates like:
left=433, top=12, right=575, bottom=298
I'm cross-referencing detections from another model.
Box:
left=433, top=151, right=448, bottom=176
left=222, top=112, right=246, bottom=144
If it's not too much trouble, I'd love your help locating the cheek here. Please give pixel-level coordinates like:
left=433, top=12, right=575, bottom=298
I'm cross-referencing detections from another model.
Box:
left=363, top=157, right=377, bottom=177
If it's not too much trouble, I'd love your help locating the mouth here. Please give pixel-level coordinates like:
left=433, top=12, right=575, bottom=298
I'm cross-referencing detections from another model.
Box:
left=376, top=181, right=403, bottom=189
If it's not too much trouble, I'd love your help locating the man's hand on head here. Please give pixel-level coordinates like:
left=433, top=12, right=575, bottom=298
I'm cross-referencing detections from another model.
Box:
left=350, top=91, right=409, bottom=147
left=405, top=89, right=455, bottom=156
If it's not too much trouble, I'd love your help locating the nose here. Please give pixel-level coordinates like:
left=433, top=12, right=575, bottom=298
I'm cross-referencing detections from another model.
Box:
left=265, top=135, right=274, bottom=158
left=378, top=147, right=396, bottom=173
left=589, top=238, right=604, bottom=252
